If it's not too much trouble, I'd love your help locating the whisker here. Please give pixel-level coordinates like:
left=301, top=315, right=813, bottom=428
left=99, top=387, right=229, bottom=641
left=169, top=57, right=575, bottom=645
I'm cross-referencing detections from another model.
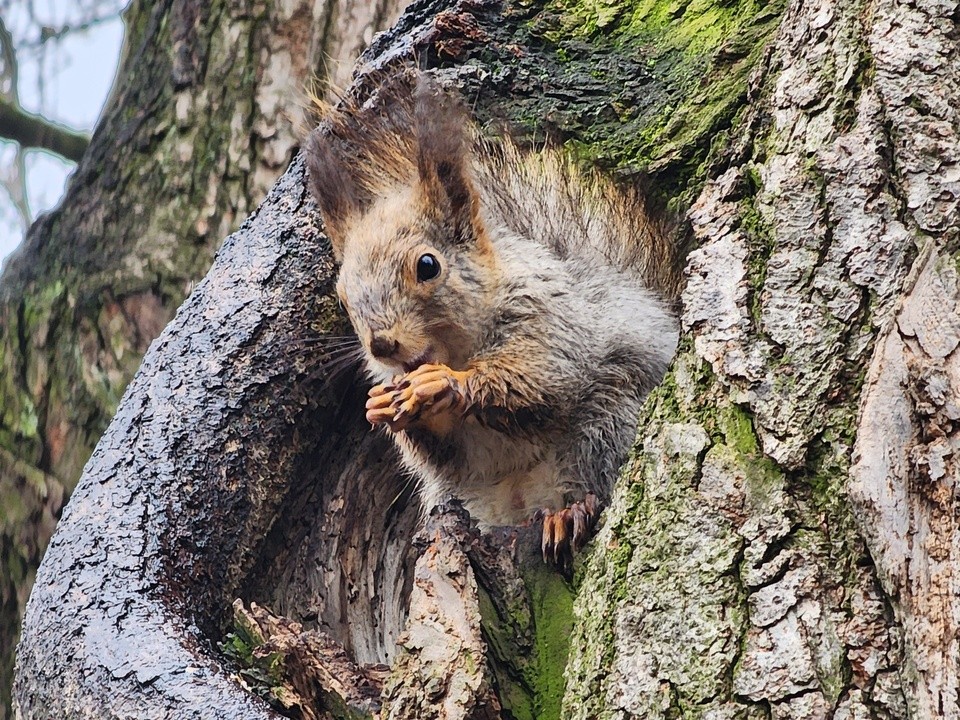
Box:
left=321, top=345, right=364, bottom=359
left=290, top=337, right=359, bottom=349
left=305, top=352, right=364, bottom=373
left=319, top=348, right=363, bottom=369
left=386, top=472, right=417, bottom=516
left=284, top=347, right=356, bottom=362
left=312, top=362, right=362, bottom=393
left=282, top=337, right=361, bottom=358
left=303, top=346, right=365, bottom=387
left=296, top=334, right=358, bottom=343
left=307, top=344, right=361, bottom=356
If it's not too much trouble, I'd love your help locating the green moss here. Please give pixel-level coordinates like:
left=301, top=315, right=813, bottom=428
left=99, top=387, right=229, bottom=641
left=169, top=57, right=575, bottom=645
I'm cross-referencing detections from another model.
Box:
left=736, top=170, right=777, bottom=326
left=566, top=368, right=755, bottom=718
left=718, top=403, right=754, bottom=454
left=717, top=403, right=783, bottom=495
left=527, top=564, right=575, bottom=719
left=802, top=428, right=859, bottom=557
left=480, top=581, right=538, bottom=719
left=21, top=280, right=65, bottom=329
left=532, top=0, right=785, bottom=207
left=17, top=402, right=39, bottom=440
left=640, top=365, right=683, bottom=424
left=478, top=560, right=574, bottom=720
left=219, top=626, right=290, bottom=712
left=0, top=281, right=69, bottom=448
left=0, top=488, right=26, bottom=531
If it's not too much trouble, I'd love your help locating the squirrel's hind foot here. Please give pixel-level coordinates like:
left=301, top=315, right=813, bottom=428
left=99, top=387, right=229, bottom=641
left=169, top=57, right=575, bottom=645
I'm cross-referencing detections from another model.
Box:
left=538, top=493, right=599, bottom=579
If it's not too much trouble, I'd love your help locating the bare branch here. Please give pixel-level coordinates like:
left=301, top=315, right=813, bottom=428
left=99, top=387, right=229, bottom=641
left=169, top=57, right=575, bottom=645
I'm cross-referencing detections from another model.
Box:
left=0, top=145, right=30, bottom=229
left=31, top=12, right=124, bottom=48
left=0, top=97, right=88, bottom=162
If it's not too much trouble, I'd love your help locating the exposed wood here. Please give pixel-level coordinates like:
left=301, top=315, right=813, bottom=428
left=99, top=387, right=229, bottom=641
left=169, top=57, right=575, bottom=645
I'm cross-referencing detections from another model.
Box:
left=231, top=600, right=388, bottom=719
left=380, top=504, right=502, bottom=720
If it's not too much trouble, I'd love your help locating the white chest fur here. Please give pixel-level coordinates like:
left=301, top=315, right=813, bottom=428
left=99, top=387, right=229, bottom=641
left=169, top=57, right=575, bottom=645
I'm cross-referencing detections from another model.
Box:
left=396, top=417, right=566, bottom=527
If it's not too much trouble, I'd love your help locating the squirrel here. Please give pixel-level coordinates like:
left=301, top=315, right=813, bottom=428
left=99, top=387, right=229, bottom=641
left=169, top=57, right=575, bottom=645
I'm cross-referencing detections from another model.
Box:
left=305, top=70, right=680, bottom=571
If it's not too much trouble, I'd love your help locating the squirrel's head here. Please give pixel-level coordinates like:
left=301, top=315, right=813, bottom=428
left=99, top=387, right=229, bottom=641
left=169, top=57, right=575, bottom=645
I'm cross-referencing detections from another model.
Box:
left=307, top=73, right=497, bottom=381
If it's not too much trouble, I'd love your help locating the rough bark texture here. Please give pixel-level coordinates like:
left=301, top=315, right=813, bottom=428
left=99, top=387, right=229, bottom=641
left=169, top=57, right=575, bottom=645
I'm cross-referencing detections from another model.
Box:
left=0, top=0, right=404, bottom=715
left=12, top=0, right=787, bottom=715
left=565, top=0, right=960, bottom=717
left=12, top=0, right=959, bottom=718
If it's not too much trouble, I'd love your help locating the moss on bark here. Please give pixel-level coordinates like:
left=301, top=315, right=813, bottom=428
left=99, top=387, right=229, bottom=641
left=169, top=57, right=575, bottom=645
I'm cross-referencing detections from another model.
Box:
left=542, top=0, right=785, bottom=206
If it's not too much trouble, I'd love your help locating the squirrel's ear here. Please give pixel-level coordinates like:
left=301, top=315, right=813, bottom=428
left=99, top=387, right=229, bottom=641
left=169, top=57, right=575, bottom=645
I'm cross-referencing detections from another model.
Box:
left=413, top=76, right=481, bottom=244
left=306, top=129, right=369, bottom=261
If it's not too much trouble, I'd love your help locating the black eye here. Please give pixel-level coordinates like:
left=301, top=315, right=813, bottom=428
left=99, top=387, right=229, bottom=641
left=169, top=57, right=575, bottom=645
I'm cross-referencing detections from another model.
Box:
left=416, top=253, right=441, bottom=282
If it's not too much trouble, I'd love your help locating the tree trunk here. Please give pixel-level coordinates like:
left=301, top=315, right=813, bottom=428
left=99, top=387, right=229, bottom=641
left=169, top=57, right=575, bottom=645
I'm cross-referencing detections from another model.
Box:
left=0, top=0, right=404, bottom=716
left=564, top=0, right=960, bottom=716
left=12, top=0, right=960, bottom=718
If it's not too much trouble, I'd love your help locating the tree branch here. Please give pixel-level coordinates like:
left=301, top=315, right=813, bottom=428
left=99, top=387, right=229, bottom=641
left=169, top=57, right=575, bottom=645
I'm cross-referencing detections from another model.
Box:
left=0, top=145, right=31, bottom=228
left=0, top=97, right=88, bottom=162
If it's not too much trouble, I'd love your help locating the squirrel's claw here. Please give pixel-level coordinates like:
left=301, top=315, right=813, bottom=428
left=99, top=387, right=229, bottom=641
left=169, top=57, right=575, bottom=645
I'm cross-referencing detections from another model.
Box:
left=368, top=383, right=391, bottom=398
left=365, top=387, right=397, bottom=426
left=367, top=364, right=470, bottom=432
left=539, top=493, right=600, bottom=579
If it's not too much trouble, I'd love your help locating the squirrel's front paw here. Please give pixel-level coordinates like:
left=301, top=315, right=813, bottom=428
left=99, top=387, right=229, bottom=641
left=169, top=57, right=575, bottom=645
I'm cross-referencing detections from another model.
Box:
left=365, top=364, right=471, bottom=432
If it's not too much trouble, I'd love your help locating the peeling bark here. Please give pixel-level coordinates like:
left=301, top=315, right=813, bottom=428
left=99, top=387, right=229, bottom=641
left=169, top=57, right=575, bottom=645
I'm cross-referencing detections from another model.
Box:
left=229, top=600, right=389, bottom=718
left=380, top=504, right=502, bottom=720
left=851, top=248, right=960, bottom=716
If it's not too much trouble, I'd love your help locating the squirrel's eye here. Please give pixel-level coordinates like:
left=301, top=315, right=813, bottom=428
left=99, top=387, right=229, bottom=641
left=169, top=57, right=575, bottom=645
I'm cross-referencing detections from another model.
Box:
left=416, top=253, right=441, bottom=282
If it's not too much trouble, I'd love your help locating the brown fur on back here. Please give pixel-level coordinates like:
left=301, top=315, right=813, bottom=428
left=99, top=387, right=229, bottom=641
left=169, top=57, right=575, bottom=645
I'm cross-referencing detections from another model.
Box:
left=475, top=140, right=681, bottom=299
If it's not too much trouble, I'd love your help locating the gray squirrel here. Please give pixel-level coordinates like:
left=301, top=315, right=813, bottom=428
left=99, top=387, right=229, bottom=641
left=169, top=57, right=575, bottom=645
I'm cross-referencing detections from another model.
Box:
left=306, top=71, right=679, bottom=571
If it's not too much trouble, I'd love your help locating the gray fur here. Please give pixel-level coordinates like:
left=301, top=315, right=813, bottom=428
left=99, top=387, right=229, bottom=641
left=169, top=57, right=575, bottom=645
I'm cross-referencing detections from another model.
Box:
left=398, top=211, right=679, bottom=525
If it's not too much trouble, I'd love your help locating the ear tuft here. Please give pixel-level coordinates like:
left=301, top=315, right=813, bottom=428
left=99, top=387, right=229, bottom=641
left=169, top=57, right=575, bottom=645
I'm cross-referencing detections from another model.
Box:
left=305, top=69, right=480, bottom=257
left=305, top=129, right=367, bottom=261
left=414, top=75, right=480, bottom=242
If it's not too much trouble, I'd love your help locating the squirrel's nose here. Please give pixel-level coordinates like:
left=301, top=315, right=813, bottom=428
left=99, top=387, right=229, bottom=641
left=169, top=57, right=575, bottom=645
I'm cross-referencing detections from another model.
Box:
left=370, top=333, right=400, bottom=359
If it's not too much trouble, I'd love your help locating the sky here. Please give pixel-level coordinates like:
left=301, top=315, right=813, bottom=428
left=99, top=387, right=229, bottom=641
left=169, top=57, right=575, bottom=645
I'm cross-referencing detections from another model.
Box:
left=0, top=2, right=125, bottom=262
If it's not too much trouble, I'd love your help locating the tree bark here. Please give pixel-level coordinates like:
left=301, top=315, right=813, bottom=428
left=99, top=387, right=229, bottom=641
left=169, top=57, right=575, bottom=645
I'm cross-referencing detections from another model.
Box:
left=12, top=0, right=960, bottom=718
left=0, top=0, right=404, bottom=717
left=564, top=0, right=960, bottom=717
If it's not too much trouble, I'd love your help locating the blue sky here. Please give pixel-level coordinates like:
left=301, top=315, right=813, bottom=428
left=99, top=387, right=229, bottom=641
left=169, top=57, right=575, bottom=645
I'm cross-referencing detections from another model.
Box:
left=0, top=5, right=124, bottom=262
